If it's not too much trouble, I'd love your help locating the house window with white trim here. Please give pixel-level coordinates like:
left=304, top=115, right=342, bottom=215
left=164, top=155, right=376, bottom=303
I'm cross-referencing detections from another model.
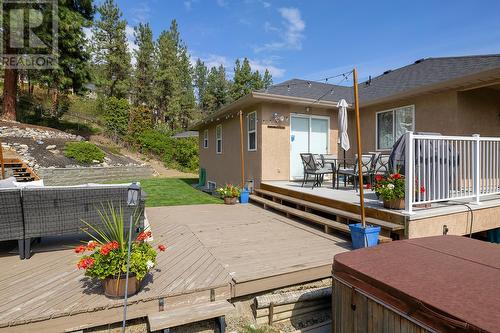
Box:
left=376, top=105, right=415, bottom=150
left=216, top=125, right=222, bottom=154
left=203, top=129, right=208, bottom=149
left=247, top=111, right=257, bottom=151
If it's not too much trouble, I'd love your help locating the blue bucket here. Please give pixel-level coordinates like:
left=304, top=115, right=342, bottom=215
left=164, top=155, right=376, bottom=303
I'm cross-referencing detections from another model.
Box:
left=349, top=223, right=381, bottom=249
left=487, top=228, right=500, bottom=244
left=240, top=189, right=250, bottom=204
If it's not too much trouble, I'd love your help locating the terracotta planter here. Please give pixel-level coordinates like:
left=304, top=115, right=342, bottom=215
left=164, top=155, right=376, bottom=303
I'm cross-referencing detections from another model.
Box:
left=383, top=198, right=405, bottom=210
left=102, top=274, right=140, bottom=298
left=223, top=197, right=238, bottom=205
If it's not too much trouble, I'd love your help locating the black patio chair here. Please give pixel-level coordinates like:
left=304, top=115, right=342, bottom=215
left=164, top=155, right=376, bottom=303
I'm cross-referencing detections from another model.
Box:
left=300, top=153, right=334, bottom=189
left=336, top=154, right=375, bottom=191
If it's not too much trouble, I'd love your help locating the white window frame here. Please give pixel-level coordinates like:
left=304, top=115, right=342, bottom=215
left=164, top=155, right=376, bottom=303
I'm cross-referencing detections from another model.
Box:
left=247, top=111, right=257, bottom=152
left=375, top=105, right=415, bottom=151
left=203, top=129, right=208, bottom=149
left=216, top=124, right=222, bottom=154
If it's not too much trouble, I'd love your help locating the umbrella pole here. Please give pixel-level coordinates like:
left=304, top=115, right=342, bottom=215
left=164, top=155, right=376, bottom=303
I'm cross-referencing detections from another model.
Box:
left=353, top=68, right=366, bottom=228
left=239, top=110, right=245, bottom=188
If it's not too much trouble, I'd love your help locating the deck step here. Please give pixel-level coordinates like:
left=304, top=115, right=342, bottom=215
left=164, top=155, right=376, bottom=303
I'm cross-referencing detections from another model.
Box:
left=254, top=188, right=403, bottom=232
left=250, top=195, right=391, bottom=243
left=148, top=300, right=234, bottom=331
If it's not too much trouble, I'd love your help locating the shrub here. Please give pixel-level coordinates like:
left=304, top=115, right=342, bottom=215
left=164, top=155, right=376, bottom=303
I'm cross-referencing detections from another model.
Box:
left=136, top=130, right=199, bottom=172
left=64, top=141, right=106, bottom=163
left=100, top=97, right=129, bottom=138
left=127, top=105, right=153, bottom=141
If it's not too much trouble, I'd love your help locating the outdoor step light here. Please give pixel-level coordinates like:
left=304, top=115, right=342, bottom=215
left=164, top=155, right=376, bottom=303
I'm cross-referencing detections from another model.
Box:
left=127, top=182, right=140, bottom=206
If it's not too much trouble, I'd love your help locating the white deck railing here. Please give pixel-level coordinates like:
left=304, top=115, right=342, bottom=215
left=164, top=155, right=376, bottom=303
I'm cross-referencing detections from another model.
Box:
left=404, top=132, right=500, bottom=214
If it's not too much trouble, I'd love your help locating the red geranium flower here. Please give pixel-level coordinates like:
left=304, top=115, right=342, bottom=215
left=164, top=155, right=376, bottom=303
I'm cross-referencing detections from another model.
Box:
left=158, top=244, right=166, bottom=252
left=391, top=173, right=402, bottom=179
left=86, top=241, right=97, bottom=251
left=137, top=232, right=150, bottom=242
left=366, top=183, right=372, bottom=189
left=99, top=241, right=119, bottom=256
left=375, top=174, right=383, bottom=182
left=77, top=257, right=95, bottom=269
left=74, top=245, right=86, bottom=254
left=420, top=186, right=426, bottom=193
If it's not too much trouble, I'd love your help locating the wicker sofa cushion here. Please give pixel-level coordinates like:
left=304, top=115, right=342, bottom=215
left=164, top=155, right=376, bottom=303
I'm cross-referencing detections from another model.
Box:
left=0, top=188, right=24, bottom=241
left=22, top=185, right=145, bottom=238
left=0, top=177, right=17, bottom=189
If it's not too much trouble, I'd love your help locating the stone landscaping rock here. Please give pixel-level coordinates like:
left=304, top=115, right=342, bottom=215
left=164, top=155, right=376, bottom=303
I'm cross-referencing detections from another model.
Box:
left=46, top=145, right=57, bottom=150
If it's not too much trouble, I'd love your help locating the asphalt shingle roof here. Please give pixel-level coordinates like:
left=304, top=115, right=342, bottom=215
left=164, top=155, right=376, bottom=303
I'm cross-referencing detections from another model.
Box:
left=260, top=55, right=500, bottom=105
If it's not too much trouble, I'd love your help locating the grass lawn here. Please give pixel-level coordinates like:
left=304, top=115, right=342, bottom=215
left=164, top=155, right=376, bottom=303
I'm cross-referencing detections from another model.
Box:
left=114, top=178, right=221, bottom=207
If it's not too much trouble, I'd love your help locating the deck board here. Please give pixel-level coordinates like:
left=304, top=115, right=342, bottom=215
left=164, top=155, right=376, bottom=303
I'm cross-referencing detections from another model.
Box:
left=0, top=203, right=349, bottom=331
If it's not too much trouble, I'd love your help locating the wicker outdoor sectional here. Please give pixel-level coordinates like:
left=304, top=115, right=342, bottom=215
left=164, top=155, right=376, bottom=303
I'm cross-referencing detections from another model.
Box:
left=0, top=185, right=145, bottom=259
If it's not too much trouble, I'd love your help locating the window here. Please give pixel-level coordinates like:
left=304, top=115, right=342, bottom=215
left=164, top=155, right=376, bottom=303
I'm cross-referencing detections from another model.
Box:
left=247, top=111, right=257, bottom=151
left=376, top=105, right=415, bottom=150
left=203, top=129, right=208, bottom=149
left=216, top=125, right=222, bottom=154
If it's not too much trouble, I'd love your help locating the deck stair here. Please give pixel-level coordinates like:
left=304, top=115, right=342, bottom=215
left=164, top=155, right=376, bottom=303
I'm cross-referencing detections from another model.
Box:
left=1, top=148, right=39, bottom=182
left=251, top=188, right=400, bottom=243
left=148, top=300, right=234, bottom=332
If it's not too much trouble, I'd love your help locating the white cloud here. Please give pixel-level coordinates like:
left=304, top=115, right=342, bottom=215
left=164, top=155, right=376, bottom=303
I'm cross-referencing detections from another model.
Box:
left=184, top=0, right=199, bottom=10
left=255, top=7, right=305, bottom=52
left=131, top=3, right=151, bottom=23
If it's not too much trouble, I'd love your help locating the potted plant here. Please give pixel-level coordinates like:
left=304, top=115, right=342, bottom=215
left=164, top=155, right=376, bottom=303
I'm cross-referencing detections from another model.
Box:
left=374, top=173, right=405, bottom=209
left=74, top=205, right=166, bottom=298
left=217, top=184, right=241, bottom=205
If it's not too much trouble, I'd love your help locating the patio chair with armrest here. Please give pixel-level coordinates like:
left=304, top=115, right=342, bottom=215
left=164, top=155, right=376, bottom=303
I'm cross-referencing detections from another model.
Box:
left=372, top=153, right=391, bottom=184
left=320, top=154, right=338, bottom=187
left=300, top=153, right=334, bottom=189
left=336, top=154, right=375, bottom=191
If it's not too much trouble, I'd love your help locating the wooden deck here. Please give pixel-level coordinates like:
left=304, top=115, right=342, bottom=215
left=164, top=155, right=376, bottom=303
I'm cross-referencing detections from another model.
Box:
left=261, top=181, right=500, bottom=239
left=0, top=204, right=349, bottom=332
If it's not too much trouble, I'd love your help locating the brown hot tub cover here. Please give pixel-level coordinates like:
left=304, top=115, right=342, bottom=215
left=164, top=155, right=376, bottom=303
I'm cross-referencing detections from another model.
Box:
left=333, top=236, right=500, bottom=332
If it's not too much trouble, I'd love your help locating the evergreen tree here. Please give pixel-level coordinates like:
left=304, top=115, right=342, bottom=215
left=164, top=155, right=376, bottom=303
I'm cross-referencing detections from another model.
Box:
left=133, top=23, right=155, bottom=108
left=155, top=28, right=180, bottom=128
left=262, top=69, right=273, bottom=89
left=204, top=65, right=230, bottom=114
left=178, top=46, right=196, bottom=129
left=194, top=59, right=208, bottom=111
left=229, top=58, right=272, bottom=101
left=92, top=0, right=131, bottom=99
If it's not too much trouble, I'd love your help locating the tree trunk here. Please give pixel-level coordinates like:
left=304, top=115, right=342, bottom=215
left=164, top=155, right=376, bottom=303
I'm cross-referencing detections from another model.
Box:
left=2, top=68, right=18, bottom=121
left=51, top=88, right=59, bottom=117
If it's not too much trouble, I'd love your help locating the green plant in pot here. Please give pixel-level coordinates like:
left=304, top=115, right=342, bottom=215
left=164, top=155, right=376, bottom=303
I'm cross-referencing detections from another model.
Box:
left=374, top=173, right=405, bottom=209
left=217, top=184, right=241, bottom=205
left=74, top=204, right=166, bottom=298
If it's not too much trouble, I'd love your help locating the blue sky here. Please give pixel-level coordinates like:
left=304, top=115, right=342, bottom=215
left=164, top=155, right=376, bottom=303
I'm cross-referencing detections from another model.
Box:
left=115, top=0, right=500, bottom=83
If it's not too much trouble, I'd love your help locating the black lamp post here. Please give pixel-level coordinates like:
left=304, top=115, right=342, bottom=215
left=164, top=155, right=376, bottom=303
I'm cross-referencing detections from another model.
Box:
left=122, top=182, right=140, bottom=333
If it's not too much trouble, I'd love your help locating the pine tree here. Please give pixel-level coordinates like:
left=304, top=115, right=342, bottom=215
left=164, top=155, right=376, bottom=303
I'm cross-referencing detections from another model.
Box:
left=194, top=59, right=208, bottom=111
left=155, top=28, right=180, bottom=128
left=92, top=0, right=131, bottom=99
left=204, top=65, right=230, bottom=114
left=178, top=46, right=196, bottom=129
left=262, top=69, right=273, bottom=89
left=133, top=23, right=155, bottom=108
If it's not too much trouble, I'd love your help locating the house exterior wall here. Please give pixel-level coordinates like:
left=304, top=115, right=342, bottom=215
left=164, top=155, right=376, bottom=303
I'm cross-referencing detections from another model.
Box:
left=260, top=103, right=338, bottom=182
left=198, top=102, right=339, bottom=187
left=348, top=88, right=500, bottom=156
left=198, top=105, right=262, bottom=188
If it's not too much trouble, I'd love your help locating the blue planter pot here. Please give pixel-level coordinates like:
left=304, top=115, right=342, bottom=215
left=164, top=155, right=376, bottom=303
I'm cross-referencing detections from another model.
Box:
left=240, top=189, right=250, bottom=204
left=349, top=223, right=381, bottom=249
left=487, top=228, right=500, bottom=243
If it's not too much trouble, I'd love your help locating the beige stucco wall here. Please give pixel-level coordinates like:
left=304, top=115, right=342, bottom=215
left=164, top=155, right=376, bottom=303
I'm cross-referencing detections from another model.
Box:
left=348, top=88, right=500, bottom=156
left=198, top=102, right=339, bottom=187
left=260, top=103, right=338, bottom=182
left=198, top=105, right=262, bottom=188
